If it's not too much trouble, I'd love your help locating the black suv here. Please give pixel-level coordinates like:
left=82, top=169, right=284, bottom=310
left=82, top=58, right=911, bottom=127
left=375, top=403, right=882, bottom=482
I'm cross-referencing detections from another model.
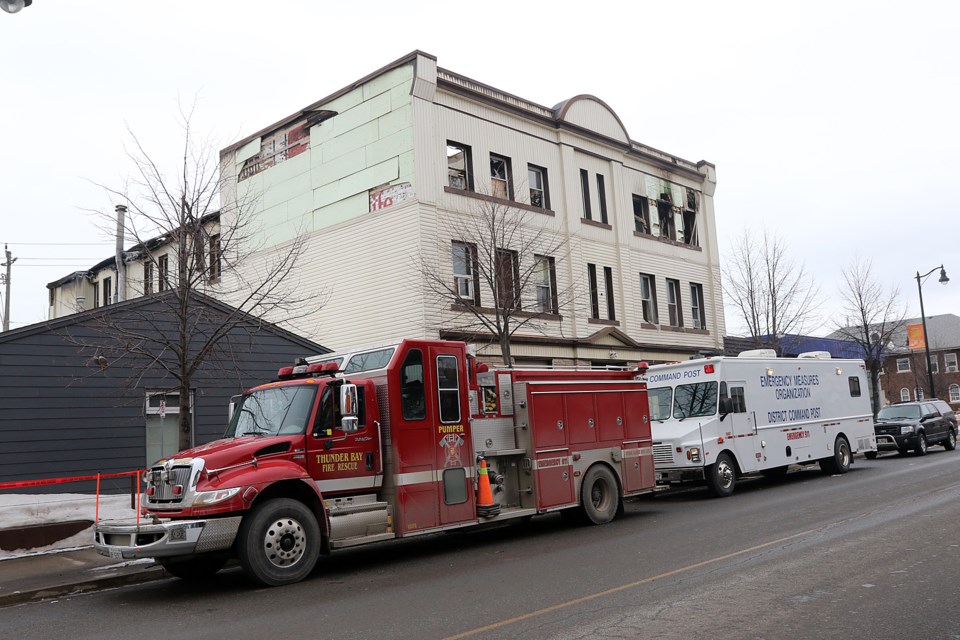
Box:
left=867, top=399, right=958, bottom=458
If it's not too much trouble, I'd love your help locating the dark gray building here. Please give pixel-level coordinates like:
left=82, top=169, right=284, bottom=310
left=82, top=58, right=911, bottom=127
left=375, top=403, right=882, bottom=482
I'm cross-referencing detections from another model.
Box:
left=0, top=291, right=328, bottom=492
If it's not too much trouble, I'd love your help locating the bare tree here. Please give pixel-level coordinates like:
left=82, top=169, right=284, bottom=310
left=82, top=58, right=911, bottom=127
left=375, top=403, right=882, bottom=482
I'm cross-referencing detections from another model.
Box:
left=833, top=257, right=906, bottom=416
left=723, top=228, right=820, bottom=351
left=420, top=192, right=573, bottom=366
left=79, top=108, right=320, bottom=450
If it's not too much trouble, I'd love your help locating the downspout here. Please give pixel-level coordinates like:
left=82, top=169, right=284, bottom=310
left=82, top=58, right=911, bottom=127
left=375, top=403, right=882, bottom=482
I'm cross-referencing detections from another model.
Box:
left=115, top=204, right=126, bottom=303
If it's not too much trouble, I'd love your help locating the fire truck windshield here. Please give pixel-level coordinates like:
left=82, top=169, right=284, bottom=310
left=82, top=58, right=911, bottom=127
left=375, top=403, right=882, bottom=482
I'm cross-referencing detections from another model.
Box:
left=226, top=385, right=319, bottom=438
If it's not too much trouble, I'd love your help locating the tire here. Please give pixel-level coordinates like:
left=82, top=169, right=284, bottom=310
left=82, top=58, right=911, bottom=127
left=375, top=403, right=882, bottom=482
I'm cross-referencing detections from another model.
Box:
left=864, top=451, right=878, bottom=460
left=159, top=554, right=228, bottom=581
left=237, top=498, right=321, bottom=587
left=579, top=465, right=620, bottom=525
left=819, top=435, right=851, bottom=474
left=944, top=429, right=957, bottom=451
left=914, top=432, right=928, bottom=456
left=760, top=466, right=789, bottom=480
left=707, top=452, right=736, bottom=497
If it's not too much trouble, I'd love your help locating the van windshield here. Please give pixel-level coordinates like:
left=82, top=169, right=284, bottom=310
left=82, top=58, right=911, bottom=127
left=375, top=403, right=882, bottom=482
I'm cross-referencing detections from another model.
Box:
left=673, top=382, right=719, bottom=419
left=648, top=387, right=673, bottom=420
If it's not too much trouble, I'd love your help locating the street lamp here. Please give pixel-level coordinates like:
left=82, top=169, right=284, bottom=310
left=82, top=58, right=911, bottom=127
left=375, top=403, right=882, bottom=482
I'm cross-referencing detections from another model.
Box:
left=915, top=265, right=949, bottom=399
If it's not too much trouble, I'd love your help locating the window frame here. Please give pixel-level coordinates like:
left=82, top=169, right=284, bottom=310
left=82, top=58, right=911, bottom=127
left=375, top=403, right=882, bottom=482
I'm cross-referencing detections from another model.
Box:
left=158, top=255, right=169, bottom=292
left=527, top=164, right=549, bottom=209
left=93, top=281, right=100, bottom=309
left=896, top=358, right=910, bottom=373
left=666, top=278, right=683, bottom=327
left=900, top=387, right=910, bottom=402
left=929, top=356, right=939, bottom=374
left=639, top=273, right=658, bottom=324
left=400, top=349, right=426, bottom=422
left=208, top=234, right=222, bottom=283
left=949, top=383, right=960, bottom=403
left=596, top=174, right=608, bottom=224
left=588, top=263, right=599, bottom=319
left=633, top=195, right=650, bottom=234
left=848, top=376, right=862, bottom=397
left=436, top=354, right=462, bottom=424
left=945, top=353, right=958, bottom=372
left=452, top=241, right=480, bottom=306
left=495, top=248, right=520, bottom=311
left=690, top=283, right=706, bottom=330
left=534, top=254, right=558, bottom=315
left=603, top=266, right=616, bottom=321
left=580, top=169, right=592, bottom=220
left=102, top=277, right=112, bottom=307
left=143, top=261, right=154, bottom=295
left=446, top=141, right=474, bottom=191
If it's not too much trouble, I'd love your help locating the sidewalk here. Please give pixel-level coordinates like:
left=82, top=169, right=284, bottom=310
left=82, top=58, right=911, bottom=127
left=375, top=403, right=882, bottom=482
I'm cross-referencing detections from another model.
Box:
left=0, top=546, right=165, bottom=607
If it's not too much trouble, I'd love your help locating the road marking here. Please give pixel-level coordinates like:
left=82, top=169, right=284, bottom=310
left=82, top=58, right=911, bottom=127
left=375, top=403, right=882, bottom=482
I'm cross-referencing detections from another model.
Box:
left=444, top=528, right=819, bottom=640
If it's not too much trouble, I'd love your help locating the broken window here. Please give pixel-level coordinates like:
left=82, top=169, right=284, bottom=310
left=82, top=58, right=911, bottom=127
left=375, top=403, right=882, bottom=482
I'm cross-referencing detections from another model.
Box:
left=633, top=195, right=651, bottom=234
left=639, top=273, right=658, bottom=324
left=657, top=193, right=675, bottom=241
left=447, top=141, right=473, bottom=191
left=534, top=255, right=557, bottom=314
left=690, top=283, right=706, bottom=329
left=682, top=189, right=700, bottom=246
left=596, top=174, right=608, bottom=224
left=528, top=164, right=549, bottom=209
left=666, top=278, right=683, bottom=327
left=452, top=242, right=479, bottom=305
left=490, top=153, right=512, bottom=200
left=580, top=169, right=592, bottom=220
left=238, top=123, right=311, bottom=182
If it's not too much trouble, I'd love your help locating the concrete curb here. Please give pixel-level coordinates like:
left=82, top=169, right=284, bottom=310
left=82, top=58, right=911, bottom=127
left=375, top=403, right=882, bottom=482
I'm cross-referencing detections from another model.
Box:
left=0, top=565, right=166, bottom=608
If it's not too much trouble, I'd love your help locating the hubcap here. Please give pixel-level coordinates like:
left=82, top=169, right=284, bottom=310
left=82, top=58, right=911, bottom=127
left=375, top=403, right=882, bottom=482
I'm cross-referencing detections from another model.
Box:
left=718, top=461, right=734, bottom=489
left=591, top=479, right=609, bottom=510
left=919, top=436, right=927, bottom=453
left=263, top=518, right=306, bottom=569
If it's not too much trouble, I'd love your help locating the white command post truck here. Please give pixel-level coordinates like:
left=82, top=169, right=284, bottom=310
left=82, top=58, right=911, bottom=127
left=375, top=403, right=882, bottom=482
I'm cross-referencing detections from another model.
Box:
left=645, top=350, right=877, bottom=497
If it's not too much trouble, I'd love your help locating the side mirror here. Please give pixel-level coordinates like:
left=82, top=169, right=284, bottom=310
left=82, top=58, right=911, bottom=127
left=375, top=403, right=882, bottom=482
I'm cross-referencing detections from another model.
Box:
left=719, top=397, right=733, bottom=421
left=340, top=384, right=360, bottom=433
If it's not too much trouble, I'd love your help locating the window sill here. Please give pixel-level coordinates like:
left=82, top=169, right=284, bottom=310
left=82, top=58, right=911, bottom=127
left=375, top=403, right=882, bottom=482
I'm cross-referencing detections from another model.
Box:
left=588, top=318, right=620, bottom=326
left=582, top=219, right=612, bottom=230
left=632, top=230, right=702, bottom=251
left=649, top=325, right=708, bottom=334
left=444, top=186, right=555, bottom=216
left=450, top=303, right=562, bottom=321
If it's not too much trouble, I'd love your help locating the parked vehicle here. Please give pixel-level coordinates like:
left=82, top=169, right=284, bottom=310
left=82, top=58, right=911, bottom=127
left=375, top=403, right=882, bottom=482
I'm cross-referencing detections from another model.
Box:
left=867, top=399, right=958, bottom=457
left=94, top=339, right=658, bottom=586
left=646, top=349, right=877, bottom=497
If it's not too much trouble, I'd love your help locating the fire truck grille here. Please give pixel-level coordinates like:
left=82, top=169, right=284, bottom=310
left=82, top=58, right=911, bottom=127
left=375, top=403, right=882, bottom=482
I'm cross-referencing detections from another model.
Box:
left=652, top=444, right=675, bottom=465
left=147, top=466, right=192, bottom=503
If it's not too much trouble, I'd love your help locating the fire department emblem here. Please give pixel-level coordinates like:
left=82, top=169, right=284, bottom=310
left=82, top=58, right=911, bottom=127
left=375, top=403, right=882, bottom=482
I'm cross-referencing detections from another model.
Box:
left=439, top=433, right=465, bottom=467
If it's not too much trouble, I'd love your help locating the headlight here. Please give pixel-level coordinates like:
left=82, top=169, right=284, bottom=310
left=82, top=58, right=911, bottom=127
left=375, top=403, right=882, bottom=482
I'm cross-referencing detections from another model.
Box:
left=900, top=425, right=916, bottom=435
left=192, top=487, right=241, bottom=506
left=686, top=447, right=702, bottom=463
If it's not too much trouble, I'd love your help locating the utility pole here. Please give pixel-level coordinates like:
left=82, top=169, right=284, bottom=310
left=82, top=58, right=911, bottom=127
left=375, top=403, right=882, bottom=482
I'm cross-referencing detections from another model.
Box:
left=2, top=244, right=16, bottom=332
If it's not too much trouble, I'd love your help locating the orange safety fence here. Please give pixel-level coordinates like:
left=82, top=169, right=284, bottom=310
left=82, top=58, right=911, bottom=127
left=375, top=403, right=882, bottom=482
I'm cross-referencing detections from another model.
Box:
left=0, top=470, right=147, bottom=525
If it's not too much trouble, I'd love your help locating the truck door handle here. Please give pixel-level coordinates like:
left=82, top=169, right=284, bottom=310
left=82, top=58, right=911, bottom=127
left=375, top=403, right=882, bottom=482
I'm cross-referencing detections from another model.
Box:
left=365, top=452, right=374, bottom=471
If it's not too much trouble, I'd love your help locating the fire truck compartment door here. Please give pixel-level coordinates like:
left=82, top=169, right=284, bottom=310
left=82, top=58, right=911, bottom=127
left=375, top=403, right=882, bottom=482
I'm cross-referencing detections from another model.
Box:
left=308, top=384, right=381, bottom=495
left=534, top=449, right=574, bottom=509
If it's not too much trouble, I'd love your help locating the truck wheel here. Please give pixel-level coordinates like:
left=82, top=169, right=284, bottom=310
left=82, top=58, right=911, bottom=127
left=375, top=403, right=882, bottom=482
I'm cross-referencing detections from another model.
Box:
left=159, top=554, right=228, bottom=581
left=237, top=498, right=321, bottom=587
left=944, top=429, right=956, bottom=451
left=914, top=432, right=928, bottom=456
left=707, top=452, right=736, bottom=497
left=819, top=435, right=851, bottom=474
left=579, top=465, right=620, bottom=525
left=864, top=451, right=878, bottom=460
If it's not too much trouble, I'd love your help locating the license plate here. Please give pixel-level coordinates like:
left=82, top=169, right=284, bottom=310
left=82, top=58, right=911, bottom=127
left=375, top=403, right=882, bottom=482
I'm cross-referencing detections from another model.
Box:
left=168, top=526, right=187, bottom=542
left=109, top=547, right=123, bottom=560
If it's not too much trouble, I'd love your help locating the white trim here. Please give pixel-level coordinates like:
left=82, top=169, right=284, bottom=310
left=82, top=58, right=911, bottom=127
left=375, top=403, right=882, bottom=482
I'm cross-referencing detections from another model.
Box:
left=315, top=476, right=384, bottom=493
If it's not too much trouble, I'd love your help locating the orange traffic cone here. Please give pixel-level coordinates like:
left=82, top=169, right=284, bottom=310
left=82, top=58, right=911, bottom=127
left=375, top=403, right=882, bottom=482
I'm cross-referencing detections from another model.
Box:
left=476, top=458, right=500, bottom=518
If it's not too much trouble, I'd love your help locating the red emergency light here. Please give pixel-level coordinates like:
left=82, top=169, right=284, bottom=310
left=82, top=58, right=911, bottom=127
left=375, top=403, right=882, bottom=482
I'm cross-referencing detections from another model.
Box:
left=704, top=364, right=715, bottom=374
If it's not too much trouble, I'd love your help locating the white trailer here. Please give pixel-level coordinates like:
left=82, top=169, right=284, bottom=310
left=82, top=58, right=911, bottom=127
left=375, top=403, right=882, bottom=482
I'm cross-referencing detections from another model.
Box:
left=645, top=350, right=877, bottom=497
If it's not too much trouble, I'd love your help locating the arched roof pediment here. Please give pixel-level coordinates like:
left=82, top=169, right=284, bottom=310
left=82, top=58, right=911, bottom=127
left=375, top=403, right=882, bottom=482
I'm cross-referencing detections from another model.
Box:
left=554, top=95, right=630, bottom=144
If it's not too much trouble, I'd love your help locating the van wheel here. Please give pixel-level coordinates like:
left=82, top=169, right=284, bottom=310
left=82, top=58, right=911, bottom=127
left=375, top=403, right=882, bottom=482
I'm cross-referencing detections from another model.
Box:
left=159, top=554, right=228, bottom=581
left=864, top=451, right=878, bottom=460
left=580, top=465, right=620, bottom=525
left=820, top=435, right=851, bottom=474
left=238, top=498, right=320, bottom=587
left=707, top=453, right=736, bottom=497
left=944, top=429, right=957, bottom=451
left=914, top=433, right=928, bottom=456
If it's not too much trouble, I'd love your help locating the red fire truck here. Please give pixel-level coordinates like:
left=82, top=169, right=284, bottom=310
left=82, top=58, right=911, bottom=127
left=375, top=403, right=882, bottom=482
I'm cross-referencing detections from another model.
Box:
left=95, top=339, right=656, bottom=586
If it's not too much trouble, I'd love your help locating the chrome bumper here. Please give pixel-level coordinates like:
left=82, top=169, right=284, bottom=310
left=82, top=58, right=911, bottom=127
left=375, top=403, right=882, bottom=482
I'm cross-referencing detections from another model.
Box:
left=94, top=516, right=242, bottom=560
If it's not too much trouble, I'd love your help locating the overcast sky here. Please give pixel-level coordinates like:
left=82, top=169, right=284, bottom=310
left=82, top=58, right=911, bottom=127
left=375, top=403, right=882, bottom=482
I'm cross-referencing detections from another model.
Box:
left=2, top=1, right=957, bottom=337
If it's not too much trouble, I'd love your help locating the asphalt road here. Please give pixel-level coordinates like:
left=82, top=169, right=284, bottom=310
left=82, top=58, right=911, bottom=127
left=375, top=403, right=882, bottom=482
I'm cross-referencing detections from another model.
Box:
left=3, top=449, right=960, bottom=640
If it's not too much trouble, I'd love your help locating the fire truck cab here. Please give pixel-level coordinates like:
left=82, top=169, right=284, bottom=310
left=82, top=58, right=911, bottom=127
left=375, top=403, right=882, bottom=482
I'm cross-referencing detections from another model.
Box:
left=95, top=339, right=657, bottom=586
